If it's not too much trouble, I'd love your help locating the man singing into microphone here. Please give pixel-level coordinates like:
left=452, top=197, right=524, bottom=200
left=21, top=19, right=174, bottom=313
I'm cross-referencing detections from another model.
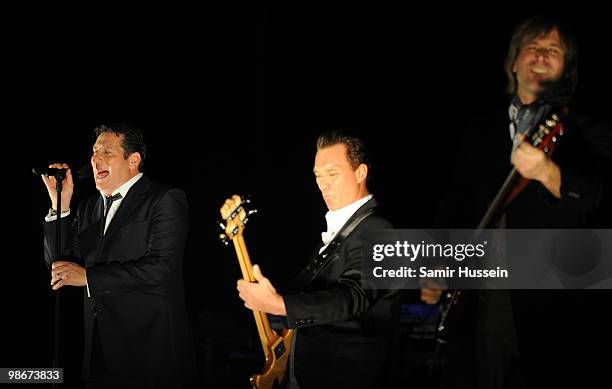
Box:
left=41, top=123, right=196, bottom=388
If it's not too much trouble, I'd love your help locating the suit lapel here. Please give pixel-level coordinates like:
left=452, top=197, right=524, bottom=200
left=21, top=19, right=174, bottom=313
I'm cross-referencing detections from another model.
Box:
left=292, top=198, right=378, bottom=288
left=79, top=197, right=105, bottom=267
left=100, top=175, right=151, bottom=247
left=328, top=197, right=377, bottom=245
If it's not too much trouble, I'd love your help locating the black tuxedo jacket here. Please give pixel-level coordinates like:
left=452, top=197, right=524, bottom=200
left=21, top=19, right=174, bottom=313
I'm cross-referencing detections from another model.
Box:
left=282, top=198, right=397, bottom=389
left=44, top=175, right=196, bottom=386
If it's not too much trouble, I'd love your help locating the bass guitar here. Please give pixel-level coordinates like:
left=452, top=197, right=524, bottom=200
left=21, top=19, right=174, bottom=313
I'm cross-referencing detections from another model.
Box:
left=219, top=194, right=294, bottom=389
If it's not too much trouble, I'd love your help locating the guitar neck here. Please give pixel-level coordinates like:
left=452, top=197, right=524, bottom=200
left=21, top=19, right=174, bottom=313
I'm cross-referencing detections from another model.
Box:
left=477, top=167, right=519, bottom=229
left=232, top=235, right=278, bottom=357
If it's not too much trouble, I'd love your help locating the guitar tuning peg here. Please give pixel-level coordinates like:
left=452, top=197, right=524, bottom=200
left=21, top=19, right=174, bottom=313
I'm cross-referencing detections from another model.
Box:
left=242, top=209, right=259, bottom=225
left=218, top=221, right=226, bottom=230
left=241, top=194, right=253, bottom=204
left=219, top=233, right=229, bottom=246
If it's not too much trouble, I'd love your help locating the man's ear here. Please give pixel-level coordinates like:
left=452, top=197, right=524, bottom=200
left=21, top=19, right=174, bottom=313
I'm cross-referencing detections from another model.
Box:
left=357, top=163, right=368, bottom=184
left=129, top=152, right=142, bottom=171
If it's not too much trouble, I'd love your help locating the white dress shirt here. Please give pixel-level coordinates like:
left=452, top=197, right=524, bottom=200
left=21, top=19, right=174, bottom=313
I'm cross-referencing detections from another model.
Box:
left=320, top=194, right=373, bottom=253
left=101, top=173, right=143, bottom=234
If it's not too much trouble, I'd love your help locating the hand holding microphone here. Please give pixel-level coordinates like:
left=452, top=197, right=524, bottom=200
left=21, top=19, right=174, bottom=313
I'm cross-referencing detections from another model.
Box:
left=39, top=163, right=74, bottom=213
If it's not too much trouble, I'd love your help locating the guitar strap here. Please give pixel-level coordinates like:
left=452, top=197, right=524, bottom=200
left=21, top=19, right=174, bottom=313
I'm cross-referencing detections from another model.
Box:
left=295, top=207, right=375, bottom=287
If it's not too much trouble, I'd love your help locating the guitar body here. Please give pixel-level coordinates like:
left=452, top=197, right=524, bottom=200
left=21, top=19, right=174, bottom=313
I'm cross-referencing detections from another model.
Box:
left=219, top=195, right=294, bottom=389
left=250, top=329, right=294, bottom=389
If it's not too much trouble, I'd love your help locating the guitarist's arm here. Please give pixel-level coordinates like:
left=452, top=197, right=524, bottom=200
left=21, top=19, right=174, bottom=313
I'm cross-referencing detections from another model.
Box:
left=515, top=121, right=612, bottom=212
left=238, top=263, right=377, bottom=331
left=238, top=216, right=392, bottom=330
left=236, top=260, right=377, bottom=329
left=283, top=277, right=378, bottom=329
left=512, top=133, right=561, bottom=198
left=282, top=219, right=388, bottom=330
left=234, top=245, right=379, bottom=326
left=237, top=264, right=287, bottom=315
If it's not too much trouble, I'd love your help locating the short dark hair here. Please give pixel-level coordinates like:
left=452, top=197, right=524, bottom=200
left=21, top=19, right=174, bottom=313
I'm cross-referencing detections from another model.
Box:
left=94, top=123, right=147, bottom=172
left=504, top=14, right=578, bottom=97
left=316, top=129, right=370, bottom=182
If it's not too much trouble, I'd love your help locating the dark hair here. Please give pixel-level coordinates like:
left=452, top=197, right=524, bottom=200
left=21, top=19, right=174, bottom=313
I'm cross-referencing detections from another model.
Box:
left=504, top=14, right=578, bottom=97
left=94, top=123, right=147, bottom=172
left=316, top=129, right=370, bottom=183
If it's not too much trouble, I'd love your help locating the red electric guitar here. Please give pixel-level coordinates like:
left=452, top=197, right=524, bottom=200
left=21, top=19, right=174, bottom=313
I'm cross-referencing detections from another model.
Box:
left=435, top=107, right=568, bottom=345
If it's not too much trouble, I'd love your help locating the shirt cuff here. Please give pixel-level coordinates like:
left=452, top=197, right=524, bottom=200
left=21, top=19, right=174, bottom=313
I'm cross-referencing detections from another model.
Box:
left=45, top=209, right=71, bottom=222
left=85, top=274, right=90, bottom=298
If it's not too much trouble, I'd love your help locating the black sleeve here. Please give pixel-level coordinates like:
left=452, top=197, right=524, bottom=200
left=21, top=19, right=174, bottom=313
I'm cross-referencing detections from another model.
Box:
left=43, top=211, right=81, bottom=270
left=283, top=217, right=391, bottom=329
left=545, top=119, right=612, bottom=213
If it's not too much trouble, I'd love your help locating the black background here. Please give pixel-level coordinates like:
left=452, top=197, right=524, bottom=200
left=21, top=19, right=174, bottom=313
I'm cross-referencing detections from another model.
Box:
left=4, top=4, right=612, bottom=388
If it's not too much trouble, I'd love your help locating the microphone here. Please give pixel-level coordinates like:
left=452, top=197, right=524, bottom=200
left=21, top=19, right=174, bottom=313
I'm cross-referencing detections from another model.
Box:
left=32, top=167, right=66, bottom=177
left=32, top=165, right=92, bottom=179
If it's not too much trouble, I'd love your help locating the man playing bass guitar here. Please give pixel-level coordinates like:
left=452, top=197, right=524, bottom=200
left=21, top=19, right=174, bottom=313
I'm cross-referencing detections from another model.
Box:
left=237, top=130, right=398, bottom=389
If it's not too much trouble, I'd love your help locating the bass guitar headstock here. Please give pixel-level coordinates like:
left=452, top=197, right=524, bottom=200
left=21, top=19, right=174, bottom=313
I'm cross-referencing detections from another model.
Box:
left=218, top=194, right=258, bottom=245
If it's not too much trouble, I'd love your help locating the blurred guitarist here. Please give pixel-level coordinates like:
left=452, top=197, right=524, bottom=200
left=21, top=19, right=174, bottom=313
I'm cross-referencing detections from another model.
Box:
left=237, top=130, right=398, bottom=389
left=427, top=14, right=612, bottom=389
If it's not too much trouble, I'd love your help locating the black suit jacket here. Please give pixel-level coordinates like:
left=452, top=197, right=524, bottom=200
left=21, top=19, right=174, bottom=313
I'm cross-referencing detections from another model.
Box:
left=44, top=175, right=196, bottom=386
left=282, top=198, right=397, bottom=389
left=436, top=105, right=612, bottom=388
left=437, top=106, right=612, bottom=229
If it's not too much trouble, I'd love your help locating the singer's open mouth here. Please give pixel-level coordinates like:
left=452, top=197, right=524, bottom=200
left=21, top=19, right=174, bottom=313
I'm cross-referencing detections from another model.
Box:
left=96, top=170, right=109, bottom=179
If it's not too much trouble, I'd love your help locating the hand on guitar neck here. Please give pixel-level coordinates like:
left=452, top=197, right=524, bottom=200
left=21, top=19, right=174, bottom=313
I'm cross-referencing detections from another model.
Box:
left=237, top=264, right=287, bottom=316
left=511, top=133, right=561, bottom=198
left=421, top=287, right=444, bottom=305
left=420, top=278, right=444, bottom=305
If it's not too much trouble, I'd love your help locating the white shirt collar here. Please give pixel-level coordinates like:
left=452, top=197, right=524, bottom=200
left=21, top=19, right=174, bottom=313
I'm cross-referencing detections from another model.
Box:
left=99, top=172, right=143, bottom=201
left=321, top=194, right=373, bottom=246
